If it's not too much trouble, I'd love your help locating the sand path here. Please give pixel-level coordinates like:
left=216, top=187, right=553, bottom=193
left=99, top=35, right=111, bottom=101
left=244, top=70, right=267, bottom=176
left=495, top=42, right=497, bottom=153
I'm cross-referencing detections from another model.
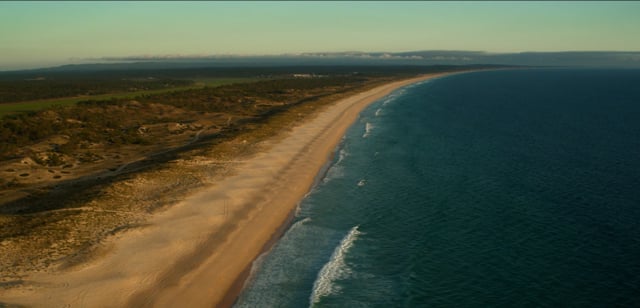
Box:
left=0, top=73, right=449, bottom=307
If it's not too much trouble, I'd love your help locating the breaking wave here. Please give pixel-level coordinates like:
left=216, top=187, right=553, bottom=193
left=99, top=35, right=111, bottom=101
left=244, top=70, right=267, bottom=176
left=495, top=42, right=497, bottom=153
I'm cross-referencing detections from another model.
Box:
left=309, top=226, right=362, bottom=306
left=362, top=122, right=374, bottom=138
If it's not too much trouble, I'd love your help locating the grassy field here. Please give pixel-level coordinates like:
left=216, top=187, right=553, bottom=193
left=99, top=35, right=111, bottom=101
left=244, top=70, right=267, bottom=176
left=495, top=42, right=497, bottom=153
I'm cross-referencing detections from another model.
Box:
left=0, top=78, right=258, bottom=117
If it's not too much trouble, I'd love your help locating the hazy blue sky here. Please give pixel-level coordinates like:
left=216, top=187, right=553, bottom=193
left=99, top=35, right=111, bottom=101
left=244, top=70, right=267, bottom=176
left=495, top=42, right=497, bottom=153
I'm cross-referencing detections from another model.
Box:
left=1, top=1, right=639, bottom=70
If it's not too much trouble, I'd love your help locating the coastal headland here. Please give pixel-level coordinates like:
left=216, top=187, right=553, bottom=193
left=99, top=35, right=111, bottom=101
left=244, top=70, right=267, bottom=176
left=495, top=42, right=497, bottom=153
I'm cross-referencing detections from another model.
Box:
left=0, top=71, right=462, bottom=307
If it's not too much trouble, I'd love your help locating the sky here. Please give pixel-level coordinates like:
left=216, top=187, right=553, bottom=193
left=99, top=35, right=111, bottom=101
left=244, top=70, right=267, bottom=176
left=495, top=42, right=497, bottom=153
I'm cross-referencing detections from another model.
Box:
left=1, top=1, right=640, bottom=70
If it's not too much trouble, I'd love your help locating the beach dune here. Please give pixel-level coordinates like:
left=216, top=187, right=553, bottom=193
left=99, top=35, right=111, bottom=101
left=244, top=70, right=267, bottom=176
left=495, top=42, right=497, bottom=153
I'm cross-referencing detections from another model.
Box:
left=0, top=73, right=449, bottom=307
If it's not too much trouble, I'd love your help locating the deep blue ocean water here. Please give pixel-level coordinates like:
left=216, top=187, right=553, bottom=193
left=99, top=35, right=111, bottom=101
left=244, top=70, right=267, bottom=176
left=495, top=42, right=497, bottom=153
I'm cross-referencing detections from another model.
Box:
left=234, top=69, right=640, bottom=307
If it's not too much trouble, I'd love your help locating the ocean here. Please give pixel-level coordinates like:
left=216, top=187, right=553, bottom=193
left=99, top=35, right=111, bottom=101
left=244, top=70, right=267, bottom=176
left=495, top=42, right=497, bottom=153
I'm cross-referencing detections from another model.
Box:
left=234, top=69, right=640, bottom=307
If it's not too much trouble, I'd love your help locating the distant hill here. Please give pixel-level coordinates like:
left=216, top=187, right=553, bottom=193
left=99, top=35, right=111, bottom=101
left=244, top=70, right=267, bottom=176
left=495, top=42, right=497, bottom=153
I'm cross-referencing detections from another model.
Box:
left=1, top=50, right=639, bottom=74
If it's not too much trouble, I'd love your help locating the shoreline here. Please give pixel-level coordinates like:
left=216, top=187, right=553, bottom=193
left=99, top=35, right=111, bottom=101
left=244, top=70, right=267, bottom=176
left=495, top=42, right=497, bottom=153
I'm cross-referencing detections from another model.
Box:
left=212, top=72, right=458, bottom=307
left=219, top=127, right=349, bottom=308
left=0, top=72, right=461, bottom=307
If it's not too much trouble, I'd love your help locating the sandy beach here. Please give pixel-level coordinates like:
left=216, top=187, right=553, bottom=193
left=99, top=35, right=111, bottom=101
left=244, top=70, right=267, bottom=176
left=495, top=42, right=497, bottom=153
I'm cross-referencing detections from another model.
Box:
left=0, top=73, right=452, bottom=307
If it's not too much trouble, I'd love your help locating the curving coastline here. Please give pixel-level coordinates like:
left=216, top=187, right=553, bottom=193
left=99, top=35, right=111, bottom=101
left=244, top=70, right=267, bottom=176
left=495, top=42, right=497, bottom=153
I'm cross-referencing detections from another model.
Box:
left=0, top=72, right=456, bottom=307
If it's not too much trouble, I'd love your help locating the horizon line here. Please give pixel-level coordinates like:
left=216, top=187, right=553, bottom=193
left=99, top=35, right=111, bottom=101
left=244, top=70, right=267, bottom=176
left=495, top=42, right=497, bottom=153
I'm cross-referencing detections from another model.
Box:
left=2, top=49, right=640, bottom=73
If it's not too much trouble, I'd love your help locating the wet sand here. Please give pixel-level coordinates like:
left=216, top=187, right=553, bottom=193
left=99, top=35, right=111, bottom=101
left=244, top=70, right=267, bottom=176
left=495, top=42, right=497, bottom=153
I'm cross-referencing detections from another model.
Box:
left=0, top=73, right=452, bottom=307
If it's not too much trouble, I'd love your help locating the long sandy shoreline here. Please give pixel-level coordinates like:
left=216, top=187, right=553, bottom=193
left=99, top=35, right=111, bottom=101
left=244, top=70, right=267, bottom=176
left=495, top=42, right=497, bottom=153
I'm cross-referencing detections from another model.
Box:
left=0, top=72, right=455, bottom=307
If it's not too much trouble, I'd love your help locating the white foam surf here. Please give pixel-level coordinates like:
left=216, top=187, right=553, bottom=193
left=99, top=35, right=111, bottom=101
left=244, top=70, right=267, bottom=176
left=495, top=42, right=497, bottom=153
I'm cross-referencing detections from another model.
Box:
left=375, top=108, right=383, bottom=117
left=244, top=217, right=312, bottom=287
left=309, top=225, right=361, bottom=306
left=322, top=148, right=348, bottom=184
left=336, top=148, right=348, bottom=165
left=362, top=122, right=374, bottom=138
left=236, top=217, right=319, bottom=307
